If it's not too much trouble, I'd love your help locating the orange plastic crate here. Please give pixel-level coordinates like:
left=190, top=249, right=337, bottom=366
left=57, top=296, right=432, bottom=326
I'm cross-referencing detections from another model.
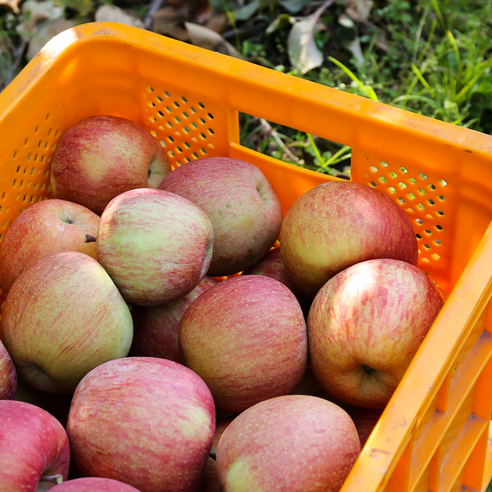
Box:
left=1, top=22, right=492, bottom=492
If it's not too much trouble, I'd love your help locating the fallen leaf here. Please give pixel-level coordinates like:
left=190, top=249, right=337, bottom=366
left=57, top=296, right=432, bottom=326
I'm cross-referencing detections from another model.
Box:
left=344, top=0, right=373, bottom=23
left=17, top=1, right=65, bottom=39
left=185, top=22, right=242, bottom=58
left=0, top=0, right=22, bottom=14
left=288, top=0, right=334, bottom=74
left=26, top=18, right=77, bottom=59
left=56, top=0, right=93, bottom=16
left=94, top=5, right=145, bottom=29
left=266, top=13, right=295, bottom=35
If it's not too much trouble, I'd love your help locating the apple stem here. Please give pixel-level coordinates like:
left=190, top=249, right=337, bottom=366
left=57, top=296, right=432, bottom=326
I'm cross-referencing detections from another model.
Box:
left=85, top=234, right=97, bottom=243
left=40, top=474, right=63, bottom=484
left=209, top=449, right=217, bottom=461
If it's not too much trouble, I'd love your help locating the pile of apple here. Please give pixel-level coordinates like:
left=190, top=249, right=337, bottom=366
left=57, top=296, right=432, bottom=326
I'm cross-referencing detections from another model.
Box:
left=0, top=115, right=445, bottom=492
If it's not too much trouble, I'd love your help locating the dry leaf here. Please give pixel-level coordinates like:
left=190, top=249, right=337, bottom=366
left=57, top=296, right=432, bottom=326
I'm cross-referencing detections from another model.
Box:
left=151, top=6, right=189, bottom=40
left=185, top=22, right=242, bottom=58
left=94, top=5, right=145, bottom=29
left=0, top=0, right=22, bottom=14
left=344, top=0, right=373, bottom=24
left=288, top=0, right=334, bottom=74
left=26, top=18, right=77, bottom=59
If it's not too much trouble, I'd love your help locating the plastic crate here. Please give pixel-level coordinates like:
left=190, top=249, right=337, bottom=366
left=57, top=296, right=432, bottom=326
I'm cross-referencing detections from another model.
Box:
left=1, top=22, right=492, bottom=492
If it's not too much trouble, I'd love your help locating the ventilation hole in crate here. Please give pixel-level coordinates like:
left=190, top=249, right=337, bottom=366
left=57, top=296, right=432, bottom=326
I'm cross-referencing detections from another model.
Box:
left=436, top=224, right=443, bottom=230
left=389, top=171, right=397, bottom=179
left=438, top=195, right=445, bottom=201
left=207, top=143, right=215, bottom=150
left=406, top=207, right=414, bottom=214
left=207, top=113, right=214, bottom=120
left=157, top=95, right=163, bottom=102
left=191, top=122, right=198, bottom=129
left=166, top=122, right=173, bottom=128
left=437, top=210, right=444, bottom=216
left=183, top=127, right=190, bottom=134
left=420, top=173, right=428, bottom=180
left=200, top=148, right=207, bottom=155
left=147, top=86, right=154, bottom=92
left=191, top=107, right=197, bottom=114
left=199, top=118, right=206, bottom=124
left=150, top=131, right=157, bottom=138
left=43, top=169, right=49, bottom=178
left=184, top=157, right=190, bottom=163
left=369, top=166, right=378, bottom=173
left=13, top=151, right=17, bottom=158
left=184, top=142, right=190, bottom=149
left=424, top=244, right=431, bottom=250
left=174, top=101, right=180, bottom=108
left=208, top=128, right=214, bottom=135
left=174, top=117, right=181, bottom=124
left=45, top=113, right=50, bottom=121
left=428, top=199, right=435, bottom=206
left=176, top=147, right=182, bottom=153
left=160, top=140, right=167, bottom=147
left=417, top=203, right=425, bottom=210
left=12, top=179, right=16, bottom=187
left=398, top=198, right=405, bottom=204
left=183, top=112, right=189, bottom=119
left=148, top=101, right=156, bottom=108
left=379, top=176, right=387, bottom=183
left=425, top=229, right=432, bottom=236
left=398, top=182, right=407, bottom=189
left=418, top=188, right=426, bottom=195
left=200, top=133, right=206, bottom=140
left=434, top=239, right=442, bottom=246
left=169, top=151, right=175, bottom=157
left=167, top=136, right=174, bottom=143
left=409, top=177, right=417, bottom=185
left=55, top=130, right=60, bottom=138
left=432, top=254, right=441, bottom=261
left=416, top=234, right=422, bottom=239
left=165, top=91, right=171, bottom=97
left=33, top=183, right=38, bottom=189
left=24, top=138, right=28, bottom=146
left=439, top=179, right=447, bottom=186
left=407, top=193, right=416, bottom=200
left=388, top=187, right=396, bottom=194
left=192, top=152, right=199, bottom=159
left=380, top=161, right=388, bottom=168
left=37, top=140, right=42, bottom=148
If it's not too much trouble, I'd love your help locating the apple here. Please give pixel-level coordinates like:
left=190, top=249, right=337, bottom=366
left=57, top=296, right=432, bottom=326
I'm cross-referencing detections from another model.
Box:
left=308, top=258, right=445, bottom=409
left=279, top=181, right=419, bottom=298
left=179, top=275, right=308, bottom=414
left=67, top=357, right=216, bottom=492
left=216, top=395, right=361, bottom=492
left=96, top=188, right=214, bottom=306
left=242, top=247, right=311, bottom=314
left=1, top=251, right=133, bottom=394
left=129, top=276, right=218, bottom=363
left=0, top=400, right=70, bottom=491
left=50, top=115, right=172, bottom=215
left=0, top=339, right=16, bottom=400
left=51, top=477, right=141, bottom=491
left=159, top=157, right=283, bottom=277
left=0, top=198, right=100, bottom=293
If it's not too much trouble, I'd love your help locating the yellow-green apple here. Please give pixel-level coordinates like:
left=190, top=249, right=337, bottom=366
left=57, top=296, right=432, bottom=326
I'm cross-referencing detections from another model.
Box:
left=216, top=395, right=361, bottom=492
left=67, top=357, right=216, bottom=492
left=179, top=275, right=308, bottom=414
left=202, top=417, right=235, bottom=492
left=159, top=157, right=283, bottom=277
left=95, top=188, right=214, bottom=306
left=1, top=251, right=133, bottom=394
left=50, top=477, right=141, bottom=491
left=129, top=276, right=217, bottom=363
left=0, top=339, right=16, bottom=400
left=50, top=115, right=172, bottom=215
left=0, top=400, right=70, bottom=491
left=279, top=181, right=418, bottom=298
left=308, top=258, right=445, bottom=409
left=0, top=199, right=100, bottom=293
left=242, top=247, right=310, bottom=315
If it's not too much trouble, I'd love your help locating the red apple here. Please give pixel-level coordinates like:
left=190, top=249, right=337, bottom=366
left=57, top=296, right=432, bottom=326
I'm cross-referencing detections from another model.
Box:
left=242, top=247, right=311, bottom=314
left=51, top=477, right=141, bottom=491
left=0, top=199, right=101, bottom=293
left=50, top=115, right=172, bottom=215
left=216, top=395, right=361, bottom=492
left=129, top=276, right=218, bottom=363
left=0, top=400, right=70, bottom=491
left=308, top=258, right=444, bottom=409
left=279, top=181, right=419, bottom=298
left=67, top=357, right=216, bottom=492
left=1, top=251, right=133, bottom=394
left=96, top=188, right=214, bottom=306
left=159, top=157, right=283, bottom=277
left=179, top=275, right=308, bottom=414
left=0, top=339, right=16, bottom=400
